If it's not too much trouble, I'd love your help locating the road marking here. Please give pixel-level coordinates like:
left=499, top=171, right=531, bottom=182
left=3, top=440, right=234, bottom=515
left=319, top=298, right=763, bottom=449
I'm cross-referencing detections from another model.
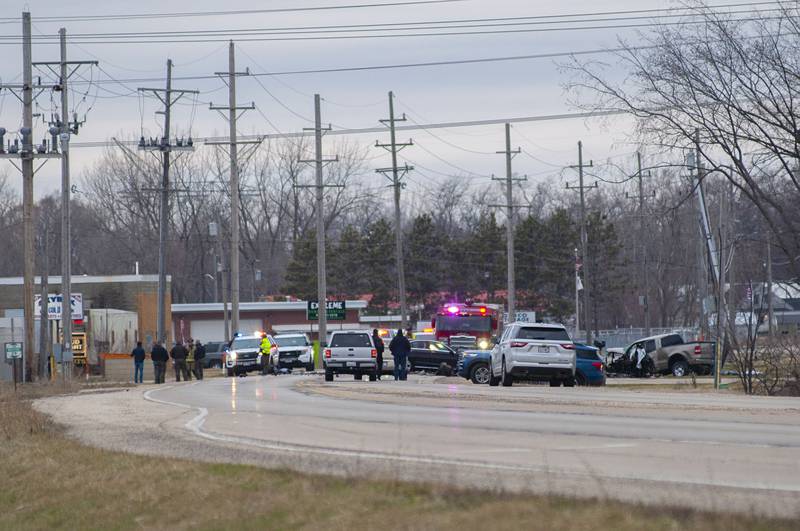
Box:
left=142, top=383, right=800, bottom=493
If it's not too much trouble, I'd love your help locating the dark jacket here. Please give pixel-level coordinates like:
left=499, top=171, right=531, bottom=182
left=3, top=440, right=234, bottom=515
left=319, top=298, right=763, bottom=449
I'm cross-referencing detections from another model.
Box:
left=170, top=344, right=188, bottom=361
left=194, top=343, right=206, bottom=360
left=151, top=344, right=169, bottom=363
left=389, top=332, right=411, bottom=357
left=373, top=335, right=385, bottom=355
left=131, top=346, right=146, bottom=363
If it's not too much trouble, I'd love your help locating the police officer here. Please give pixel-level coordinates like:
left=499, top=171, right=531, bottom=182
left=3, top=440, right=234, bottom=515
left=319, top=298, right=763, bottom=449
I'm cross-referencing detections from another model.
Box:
left=260, top=333, right=273, bottom=374
left=151, top=341, right=169, bottom=384
left=170, top=341, right=189, bottom=382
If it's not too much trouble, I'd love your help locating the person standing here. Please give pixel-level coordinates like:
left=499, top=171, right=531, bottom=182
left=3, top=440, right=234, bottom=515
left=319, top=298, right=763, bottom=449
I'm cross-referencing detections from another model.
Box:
left=185, top=339, right=195, bottom=381
left=151, top=341, right=169, bottom=384
left=389, top=328, right=411, bottom=381
left=194, top=340, right=206, bottom=380
left=130, top=341, right=146, bottom=384
left=372, top=329, right=385, bottom=380
left=170, top=341, right=189, bottom=382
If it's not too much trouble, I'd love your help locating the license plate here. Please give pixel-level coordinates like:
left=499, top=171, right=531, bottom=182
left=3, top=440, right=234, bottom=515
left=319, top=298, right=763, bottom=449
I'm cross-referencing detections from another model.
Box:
left=347, top=362, right=356, bottom=367
left=538, top=346, right=550, bottom=353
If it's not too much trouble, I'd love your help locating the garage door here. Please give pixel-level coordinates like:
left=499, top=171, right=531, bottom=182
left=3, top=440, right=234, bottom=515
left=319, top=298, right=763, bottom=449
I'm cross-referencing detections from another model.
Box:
left=179, top=318, right=263, bottom=343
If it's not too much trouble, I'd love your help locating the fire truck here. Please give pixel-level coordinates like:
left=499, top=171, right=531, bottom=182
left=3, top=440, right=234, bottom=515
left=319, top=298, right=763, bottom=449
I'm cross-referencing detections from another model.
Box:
left=431, top=302, right=500, bottom=351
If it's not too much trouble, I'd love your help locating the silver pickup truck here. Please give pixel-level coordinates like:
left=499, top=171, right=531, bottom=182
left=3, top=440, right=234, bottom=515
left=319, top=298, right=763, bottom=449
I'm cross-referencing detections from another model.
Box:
left=607, top=333, right=715, bottom=377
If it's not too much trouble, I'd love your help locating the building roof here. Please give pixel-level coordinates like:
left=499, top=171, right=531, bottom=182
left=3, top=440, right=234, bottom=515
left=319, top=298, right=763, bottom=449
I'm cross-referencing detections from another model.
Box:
left=172, top=300, right=368, bottom=313
left=0, top=274, right=165, bottom=285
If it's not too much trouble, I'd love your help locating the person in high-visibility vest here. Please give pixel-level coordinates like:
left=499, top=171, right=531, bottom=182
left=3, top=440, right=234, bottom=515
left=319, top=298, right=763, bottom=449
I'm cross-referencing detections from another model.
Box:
left=260, top=334, right=273, bottom=374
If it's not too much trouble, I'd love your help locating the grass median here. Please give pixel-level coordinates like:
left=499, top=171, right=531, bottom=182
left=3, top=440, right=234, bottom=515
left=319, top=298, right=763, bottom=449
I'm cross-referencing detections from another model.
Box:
left=0, top=383, right=793, bottom=531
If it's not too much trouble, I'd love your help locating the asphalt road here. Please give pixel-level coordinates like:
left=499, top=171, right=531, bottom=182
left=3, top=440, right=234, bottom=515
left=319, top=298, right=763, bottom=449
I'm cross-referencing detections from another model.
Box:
left=38, top=374, right=800, bottom=517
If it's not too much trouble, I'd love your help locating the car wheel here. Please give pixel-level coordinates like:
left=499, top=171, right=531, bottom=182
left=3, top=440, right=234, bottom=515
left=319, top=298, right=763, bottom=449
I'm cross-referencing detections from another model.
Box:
left=354, top=373, right=363, bottom=380
left=470, top=363, right=491, bottom=385
left=409, top=363, right=416, bottom=373
left=488, top=361, right=500, bottom=387
left=306, top=363, right=315, bottom=372
left=574, top=371, right=587, bottom=386
left=369, top=372, right=377, bottom=382
left=501, top=358, right=513, bottom=387
left=324, top=369, right=334, bottom=382
left=563, top=377, right=576, bottom=387
left=671, top=360, right=689, bottom=377
left=226, top=368, right=234, bottom=377
left=549, top=379, right=562, bottom=387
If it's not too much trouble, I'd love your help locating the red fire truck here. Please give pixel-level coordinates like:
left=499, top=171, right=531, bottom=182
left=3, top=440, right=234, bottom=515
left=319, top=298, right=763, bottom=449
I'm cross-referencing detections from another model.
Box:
left=431, top=302, right=500, bottom=350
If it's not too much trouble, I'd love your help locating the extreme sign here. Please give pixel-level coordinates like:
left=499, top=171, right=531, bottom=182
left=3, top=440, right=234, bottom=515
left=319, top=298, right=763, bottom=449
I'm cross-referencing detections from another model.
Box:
left=307, top=301, right=346, bottom=321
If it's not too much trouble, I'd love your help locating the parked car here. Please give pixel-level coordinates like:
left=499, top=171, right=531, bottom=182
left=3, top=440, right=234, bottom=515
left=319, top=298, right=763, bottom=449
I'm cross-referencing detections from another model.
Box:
left=457, top=350, right=492, bottom=384
left=323, top=330, right=378, bottom=382
left=574, top=343, right=606, bottom=386
left=202, top=341, right=226, bottom=369
left=408, top=339, right=459, bottom=373
left=489, top=322, right=576, bottom=387
left=272, top=333, right=315, bottom=372
left=224, top=333, right=275, bottom=376
left=607, top=333, right=715, bottom=377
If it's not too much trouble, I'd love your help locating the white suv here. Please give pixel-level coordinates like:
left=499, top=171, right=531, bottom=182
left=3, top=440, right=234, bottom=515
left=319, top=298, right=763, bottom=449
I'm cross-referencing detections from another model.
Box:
left=324, top=330, right=378, bottom=382
left=489, top=323, right=576, bottom=387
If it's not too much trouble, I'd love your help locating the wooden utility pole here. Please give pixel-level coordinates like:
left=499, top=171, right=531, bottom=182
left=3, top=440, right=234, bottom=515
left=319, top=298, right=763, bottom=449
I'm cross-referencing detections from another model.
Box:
left=567, top=141, right=596, bottom=344
left=209, top=41, right=258, bottom=332
left=376, top=91, right=413, bottom=329
left=137, top=60, right=198, bottom=344
left=626, top=151, right=653, bottom=335
left=299, top=95, right=339, bottom=357
left=493, top=124, right=524, bottom=325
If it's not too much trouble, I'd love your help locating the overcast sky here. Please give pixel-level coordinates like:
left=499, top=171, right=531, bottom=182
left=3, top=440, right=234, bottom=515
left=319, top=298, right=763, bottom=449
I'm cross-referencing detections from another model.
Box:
left=0, top=0, right=679, bottom=198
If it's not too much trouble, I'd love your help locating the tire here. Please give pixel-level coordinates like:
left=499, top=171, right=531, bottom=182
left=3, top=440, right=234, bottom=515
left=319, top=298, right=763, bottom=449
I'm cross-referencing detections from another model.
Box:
left=488, top=361, right=500, bottom=387
left=226, top=368, right=234, bottom=377
left=549, top=379, right=562, bottom=387
left=369, top=372, right=377, bottom=382
left=324, top=368, right=334, bottom=382
left=671, top=359, right=689, bottom=377
left=409, top=363, right=416, bottom=373
left=306, top=363, right=315, bottom=372
left=470, top=363, right=491, bottom=385
left=501, top=358, right=513, bottom=387
left=354, top=373, right=363, bottom=380
left=563, top=377, right=576, bottom=387
left=574, top=371, right=587, bottom=386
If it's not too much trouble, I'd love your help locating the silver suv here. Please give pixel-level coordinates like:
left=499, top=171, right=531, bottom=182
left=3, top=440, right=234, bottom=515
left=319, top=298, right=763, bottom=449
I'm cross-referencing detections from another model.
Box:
left=489, top=323, right=576, bottom=387
left=324, top=330, right=378, bottom=382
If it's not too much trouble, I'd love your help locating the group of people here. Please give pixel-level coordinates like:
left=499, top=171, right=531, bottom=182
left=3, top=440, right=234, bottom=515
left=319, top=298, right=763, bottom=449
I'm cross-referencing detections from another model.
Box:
left=130, top=339, right=206, bottom=384
left=371, top=328, right=412, bottom=381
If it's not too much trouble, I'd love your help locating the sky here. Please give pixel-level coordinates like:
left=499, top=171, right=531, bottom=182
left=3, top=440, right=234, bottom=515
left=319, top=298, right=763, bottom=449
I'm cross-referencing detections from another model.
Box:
left=0, top=0, right=705, bottom=199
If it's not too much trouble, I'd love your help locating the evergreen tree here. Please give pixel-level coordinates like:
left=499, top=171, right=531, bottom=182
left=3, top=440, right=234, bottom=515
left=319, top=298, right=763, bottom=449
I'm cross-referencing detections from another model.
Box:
left=329, top=224, right=368, bottom=298
left=283, top=230, right=318, bottom=300
left=405, top=214, right=444, bottom=311
left=362, top=218, right=395, bottom=311
left=466, top=213, right=506, bottom=300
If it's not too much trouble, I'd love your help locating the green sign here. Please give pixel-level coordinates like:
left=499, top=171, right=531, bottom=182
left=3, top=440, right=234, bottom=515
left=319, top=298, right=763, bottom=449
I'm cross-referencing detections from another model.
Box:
left=4, top=342, right=22, bottom=361
left=307, top=301, right=346, bottom=321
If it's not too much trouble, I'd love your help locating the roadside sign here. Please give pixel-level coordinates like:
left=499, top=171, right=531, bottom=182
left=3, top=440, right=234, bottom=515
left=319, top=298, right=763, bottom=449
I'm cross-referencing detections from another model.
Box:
left=4, top=342, right=23, bottom=361
left=33, top=293, right=83, bottom=321
left=307, top=301, right=346, bottom=321
left=503, top=311, right=536, bottom=323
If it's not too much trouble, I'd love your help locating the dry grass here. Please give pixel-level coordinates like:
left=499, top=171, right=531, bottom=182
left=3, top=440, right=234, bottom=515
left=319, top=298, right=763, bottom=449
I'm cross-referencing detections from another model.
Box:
left=0, top=383, right=794, bottom=531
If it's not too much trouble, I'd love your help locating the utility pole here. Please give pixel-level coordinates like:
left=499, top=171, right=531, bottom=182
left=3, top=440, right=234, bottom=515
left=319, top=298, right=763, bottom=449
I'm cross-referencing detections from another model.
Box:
left=209, top=41, right=258, bottom=336
left=626, top=151, right=654, bottom=335
left=567, top=141, right=596, bottom=344
left=0, top=13, right=61, bottom=380
left=493, top=123, right=524, bottom=324
left=209, top=221, right=230, bottom=343
left=376, top=91, right=413, bottom=329
left=575, top=247, right=581, bottom=336
left=766, top=238, right=774, bottom=339
left=299, top=95, right=339, bottom=359
left=34, top=28, right=97, bottom=372
left=137, top=60, right=198, bottom=345
left=38, top=218, right=50, bottom=379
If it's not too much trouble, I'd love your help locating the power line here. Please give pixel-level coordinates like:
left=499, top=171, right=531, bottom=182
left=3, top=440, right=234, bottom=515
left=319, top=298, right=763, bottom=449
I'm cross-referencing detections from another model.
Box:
left=0, top=0, right=464, bottom=23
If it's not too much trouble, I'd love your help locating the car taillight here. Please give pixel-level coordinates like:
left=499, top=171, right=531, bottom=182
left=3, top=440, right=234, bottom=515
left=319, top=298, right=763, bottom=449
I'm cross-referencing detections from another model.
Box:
left=561, top=343, right=575, bottom=350
left=325, top=349, right=331, bottom=358
left=694, top=345, right=702, bottom=356
left=592, top=361, right=603, bottom=370
left=371, top=349, right=377, bottom=358
left=510, top=342, right=527, bottom=348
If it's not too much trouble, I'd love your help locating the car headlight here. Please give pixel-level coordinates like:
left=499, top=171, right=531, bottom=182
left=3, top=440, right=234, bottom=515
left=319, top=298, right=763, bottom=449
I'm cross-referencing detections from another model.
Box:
left=477, top=339, right=490, bottom=350
left=229, top=351, right=238, bottom=361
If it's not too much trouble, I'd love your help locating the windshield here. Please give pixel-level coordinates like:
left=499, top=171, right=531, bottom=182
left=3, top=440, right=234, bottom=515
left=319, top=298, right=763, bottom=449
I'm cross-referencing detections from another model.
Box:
left=436, top=315, right=491, bottom=333
left=276, top=336, right=308, bottom=347
left=516, top=327, right=570, bottom=341
left=231, top=338, right=262, bottom=350
left=330, top=333, right=372, bottom=348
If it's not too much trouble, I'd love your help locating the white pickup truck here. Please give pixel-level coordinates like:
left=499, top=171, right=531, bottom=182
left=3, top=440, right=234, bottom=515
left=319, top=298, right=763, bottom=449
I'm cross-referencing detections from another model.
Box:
left=323, top=330, right=378, bottom=382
